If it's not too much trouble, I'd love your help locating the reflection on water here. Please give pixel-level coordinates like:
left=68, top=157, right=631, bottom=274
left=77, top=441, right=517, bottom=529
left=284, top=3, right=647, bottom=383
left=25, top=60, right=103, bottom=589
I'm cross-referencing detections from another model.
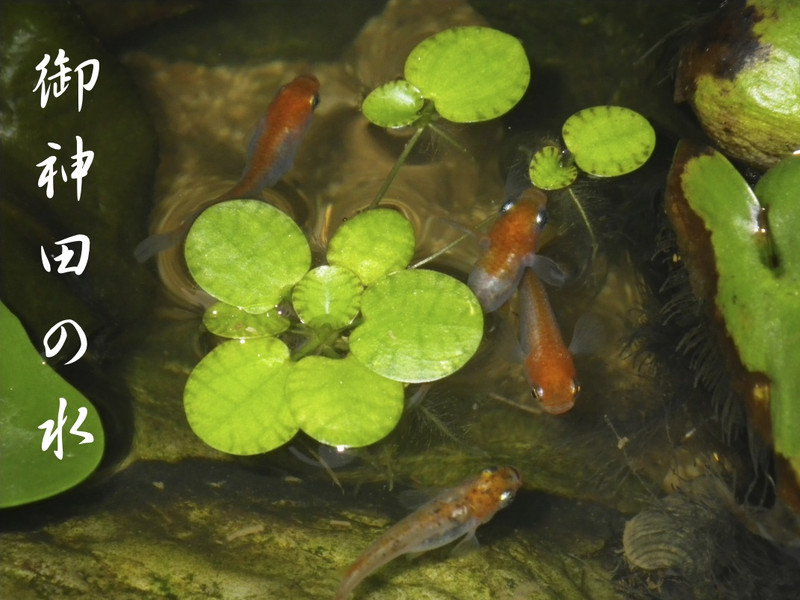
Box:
left=3, top=0, right=800, bottom=598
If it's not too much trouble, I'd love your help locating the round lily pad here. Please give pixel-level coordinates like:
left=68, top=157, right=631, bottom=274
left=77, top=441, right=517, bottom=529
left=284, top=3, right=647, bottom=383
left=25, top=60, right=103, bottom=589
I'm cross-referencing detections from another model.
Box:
left=292, top=265, right=364, bottom=329
left=185, top=200, right=311, bottom=313
left=184, top=336, right=297, bottom=455
left=350, top=269, right=483, bottom=382
left=562, top=106, right=655, bottom=177
left=203, top=301, right=290, bottom=339
left=286, top=355, right=404, bottom=447
left=362, top=80, right=425, bottom=128
left=528, top=145, right=578, bottom=190
left=327, top=208, right=416, bottom=286
left=404, top=26, right=530, bottom=123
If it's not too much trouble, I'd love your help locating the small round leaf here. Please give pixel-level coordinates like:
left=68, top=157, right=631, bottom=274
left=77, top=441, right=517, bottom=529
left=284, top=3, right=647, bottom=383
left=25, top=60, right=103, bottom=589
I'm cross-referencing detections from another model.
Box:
left=203, top=301, right=290, bottom=339
left=292, top=265, right=364, bottom=329
left=350, top=269, right=483, bottom=382
left=362, top=80, right=425, bottom=128
left=185, top=200, right=311, bottom=312
left=404, top=26, right=530, bottom=123
left=562, top=106, right=655, bottom=177
left=528, top=145, right=578, bottom=190
left=184, top=337, right=297, bottom=455
left=327, top=208, right=415, bottom=286
left=286, top=355, right=404, bottom=447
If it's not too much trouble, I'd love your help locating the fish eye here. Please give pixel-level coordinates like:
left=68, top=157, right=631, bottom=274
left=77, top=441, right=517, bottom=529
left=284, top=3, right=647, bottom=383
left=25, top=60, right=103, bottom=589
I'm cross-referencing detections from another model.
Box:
left=482, top=466, right=498, bottom=475
left=535, top=209, right=548, bottom=229
left=499, top=489, right=515, bottom=506
left=499, top=199, right=515, bottom=214
left=311, top=93, right=321, bottom=110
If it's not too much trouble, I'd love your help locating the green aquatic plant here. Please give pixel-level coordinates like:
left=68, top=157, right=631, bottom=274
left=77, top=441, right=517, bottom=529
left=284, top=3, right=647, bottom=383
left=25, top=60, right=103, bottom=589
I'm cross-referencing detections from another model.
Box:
left=181, top=25, right=538, bottom=456
left=666, top=144, right=800, bottom=480
left=0, top=301, right=105, bottom=507
left=182, top=202, right=482, bottom=454
left=528, top=106, right=656, bottom=190
left=361, top=25, right=530, bottom=208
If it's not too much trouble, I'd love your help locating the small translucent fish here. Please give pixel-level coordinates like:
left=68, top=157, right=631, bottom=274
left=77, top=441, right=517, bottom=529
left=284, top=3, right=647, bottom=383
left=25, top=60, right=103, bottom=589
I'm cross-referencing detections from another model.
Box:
left=468, top=188, right=549, bottom=312
left=519, top=269, right=579, bottom=414
left=134, top=74, right=320, bottom=262
left=334, top=466, right=522, bottom=600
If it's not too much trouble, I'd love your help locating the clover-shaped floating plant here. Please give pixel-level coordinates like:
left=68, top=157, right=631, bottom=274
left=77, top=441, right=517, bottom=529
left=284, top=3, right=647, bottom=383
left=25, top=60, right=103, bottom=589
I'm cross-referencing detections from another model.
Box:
left=528, top=106, right=656, bottom=190
left=182, top=201, right=483, bottom=455
left=665, top=144, right=800, bottom=483
left=361, top=26, right=530, bottom=208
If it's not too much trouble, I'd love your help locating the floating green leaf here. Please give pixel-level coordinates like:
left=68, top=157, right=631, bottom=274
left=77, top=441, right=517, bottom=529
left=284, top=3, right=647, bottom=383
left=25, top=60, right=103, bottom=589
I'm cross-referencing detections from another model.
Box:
left=350, top=269, right=483, bottom=382
left=362, top=80, right=425, bottom=128
left=327, top=208, right=416, bottom=286
left=286, top=355, right=404, bottom=447
left=292, top=265, right=363, bottom=330
left=0, top=301, right=104, bottom=508
left=185, top=200, right=311, bottom=313
left=203, top=301, right=290, bottom=339
left=528, top=145, right=578, bottom=190
left=562, top=106, right=655, bottom=177
left=404, top=26, right=530, bottom=123
left=183, top=336, right=297, bottom=455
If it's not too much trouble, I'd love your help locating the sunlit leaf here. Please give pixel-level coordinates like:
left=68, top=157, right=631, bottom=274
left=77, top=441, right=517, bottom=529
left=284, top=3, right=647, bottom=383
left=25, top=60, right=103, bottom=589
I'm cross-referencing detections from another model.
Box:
left=292, top=265, right=363, bottom=330
left=327, top=208, right=415, bottom=286
left=183, top=336, right=297, bottom=455
left=528, top=145, right=578, bottom=190
left=0, top=301, right=104, bottom=507
left=185, top=200, right=311, bottom=313
left=404, top=26, right=530, bottom=123
left=350, top=269, right=483, bottom=382
left=362, top=80, right=425, bottom=128
left=286, top=355, right=404, bottom=447
left=562, top=106, right=655, bottom=177
left=203, top=301, right=290, bottom=339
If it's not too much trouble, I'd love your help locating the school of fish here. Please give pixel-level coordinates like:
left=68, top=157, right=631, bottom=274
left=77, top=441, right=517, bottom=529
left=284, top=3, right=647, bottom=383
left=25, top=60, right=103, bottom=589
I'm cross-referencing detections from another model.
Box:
left=334, top=466, right=522, bottom=600
left=134, top=74, right=320, bottom=262
left=468, top=186, right=581, bottom=414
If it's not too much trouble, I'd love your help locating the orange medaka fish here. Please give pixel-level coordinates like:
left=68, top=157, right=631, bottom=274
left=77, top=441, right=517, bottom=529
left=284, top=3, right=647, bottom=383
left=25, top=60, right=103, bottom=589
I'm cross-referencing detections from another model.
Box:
left=334, top=466, right=522, bottom=600
left=134, top=74, right=321, bottom=262
left=519, top=268, right=579, bottom=415
left=468, top=188, right=550, bottom=312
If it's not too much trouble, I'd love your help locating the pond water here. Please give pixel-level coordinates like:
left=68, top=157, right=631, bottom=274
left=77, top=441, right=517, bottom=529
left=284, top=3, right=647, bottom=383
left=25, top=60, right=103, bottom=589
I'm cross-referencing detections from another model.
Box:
left=2, top=1, right=799, bottom=599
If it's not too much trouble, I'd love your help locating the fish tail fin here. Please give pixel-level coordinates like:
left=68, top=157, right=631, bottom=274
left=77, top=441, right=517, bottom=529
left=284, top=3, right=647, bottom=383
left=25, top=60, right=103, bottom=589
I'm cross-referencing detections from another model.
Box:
left=133, top=226, right=185, bottom=263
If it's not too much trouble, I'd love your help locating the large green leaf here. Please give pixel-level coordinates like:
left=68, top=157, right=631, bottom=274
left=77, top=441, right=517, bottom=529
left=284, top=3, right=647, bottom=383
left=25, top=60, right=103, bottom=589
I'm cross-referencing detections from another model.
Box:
left=667, top=143, right=800, bottom=465
left=185, top=200, right=311, bottom=313
left=404, top=26, right=530, bottom=123
left=0, top=301, right=104, bottom=507
left=286, top=355, right=404, bottom=447
left=183, top=336, right=297, bottom=455
left=350, top=269, right=483, bottom=382
left=327, top=208, right=415, bottom=286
